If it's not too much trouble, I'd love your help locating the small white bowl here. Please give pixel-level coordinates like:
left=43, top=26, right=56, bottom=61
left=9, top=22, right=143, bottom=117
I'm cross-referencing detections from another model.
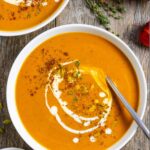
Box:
left=0, top=0, right=69, bottom=36
left=6, top=24, right=147, bottom=150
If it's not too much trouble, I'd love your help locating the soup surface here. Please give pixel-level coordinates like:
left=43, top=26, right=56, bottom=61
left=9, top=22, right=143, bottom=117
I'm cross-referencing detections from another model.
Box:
left=0, top=0, right=63, bottom=31
left=16, top=33, right=139, bottom=150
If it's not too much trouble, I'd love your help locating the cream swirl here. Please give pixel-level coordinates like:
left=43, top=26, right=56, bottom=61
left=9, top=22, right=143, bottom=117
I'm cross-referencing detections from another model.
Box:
left=45, top=60, right=113, bottom=141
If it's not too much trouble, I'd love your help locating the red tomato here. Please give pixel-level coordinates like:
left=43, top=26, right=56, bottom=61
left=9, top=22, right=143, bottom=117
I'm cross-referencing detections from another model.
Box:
left=139, top=22, right=150, bottom=47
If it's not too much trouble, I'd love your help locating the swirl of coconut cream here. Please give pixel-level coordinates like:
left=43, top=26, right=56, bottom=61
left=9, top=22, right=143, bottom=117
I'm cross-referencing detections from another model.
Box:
left=45, top=60, right=112, bottom=135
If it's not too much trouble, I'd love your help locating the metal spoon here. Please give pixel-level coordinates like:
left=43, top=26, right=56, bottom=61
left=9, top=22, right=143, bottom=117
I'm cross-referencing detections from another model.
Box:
left=106, top=76, right=150, bottom=139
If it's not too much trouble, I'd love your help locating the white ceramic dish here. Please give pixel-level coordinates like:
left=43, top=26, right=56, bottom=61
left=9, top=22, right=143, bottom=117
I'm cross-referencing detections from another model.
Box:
left=0, top=0, right=69, bottom=36
left=6, top=24, right=147, bottom=150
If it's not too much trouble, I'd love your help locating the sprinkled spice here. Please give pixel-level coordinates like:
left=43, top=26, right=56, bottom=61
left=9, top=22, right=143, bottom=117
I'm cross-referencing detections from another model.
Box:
left=45, top=59, right=56, bottom=70
left=25, top=49, right=71, bottom=97
left=63, top=52, right=69, bottom=56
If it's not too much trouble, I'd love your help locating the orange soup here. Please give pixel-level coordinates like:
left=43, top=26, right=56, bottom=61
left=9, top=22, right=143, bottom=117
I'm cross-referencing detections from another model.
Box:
left=0, top=0, right=63, bottom=31
left=16, top=33, right=139, bottom=150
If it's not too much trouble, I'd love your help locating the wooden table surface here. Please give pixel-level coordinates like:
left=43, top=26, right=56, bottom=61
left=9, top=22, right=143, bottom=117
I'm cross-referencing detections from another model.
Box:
left=0, top=0, right=149, bottom=149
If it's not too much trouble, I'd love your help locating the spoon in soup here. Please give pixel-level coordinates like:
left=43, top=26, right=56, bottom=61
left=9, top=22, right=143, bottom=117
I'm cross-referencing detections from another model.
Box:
left=106, top=76, right=150, bottom=139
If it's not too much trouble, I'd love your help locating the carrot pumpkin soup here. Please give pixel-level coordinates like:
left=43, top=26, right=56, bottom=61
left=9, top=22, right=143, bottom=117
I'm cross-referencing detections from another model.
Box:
left=0, top=0, right=63, bottom=31
left=16, top=33, right=139, bottom=150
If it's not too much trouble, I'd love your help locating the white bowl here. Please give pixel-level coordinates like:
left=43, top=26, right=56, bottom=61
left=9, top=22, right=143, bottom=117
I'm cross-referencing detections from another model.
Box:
left=0, top=0, right=69, bottom=36
left=6, top=24, right=147, bottom=150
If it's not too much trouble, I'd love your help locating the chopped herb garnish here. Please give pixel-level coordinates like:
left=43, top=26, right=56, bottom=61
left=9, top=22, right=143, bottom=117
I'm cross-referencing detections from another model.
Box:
left=73, top=97, right=78, bottom=102
left=67, top=90, right=74, bottom=95
left=67, top=76, right=75, bottom=84
left=80, top=85, right=89, bottom=95
left=89, top=105, right=96, bottom=112
left=73, top=71, right=81, bottom=78
left=60, top=68, right=66, bottom=78
left=56, top=64, right=66, bottom=78
left=74, top=61, right=80, bottom=67
left=58, top=64, right=63, bottom=69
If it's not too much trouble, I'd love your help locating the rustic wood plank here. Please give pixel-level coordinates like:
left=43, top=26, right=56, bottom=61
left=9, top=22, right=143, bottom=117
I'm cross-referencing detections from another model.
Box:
left=0, top=0, right=149, bottom=149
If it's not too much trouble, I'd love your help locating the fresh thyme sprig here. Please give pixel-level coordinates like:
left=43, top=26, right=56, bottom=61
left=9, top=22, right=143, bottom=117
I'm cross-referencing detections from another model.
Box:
left=85, top=0, right=110, bottom=30
left=85, top=0, right=126, bottom=31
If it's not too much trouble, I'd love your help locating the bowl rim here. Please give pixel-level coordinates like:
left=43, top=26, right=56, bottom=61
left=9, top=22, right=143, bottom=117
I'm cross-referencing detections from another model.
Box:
left=6, top=24, right=147, bottom=150
left=0, top=0, right=69, bottom=36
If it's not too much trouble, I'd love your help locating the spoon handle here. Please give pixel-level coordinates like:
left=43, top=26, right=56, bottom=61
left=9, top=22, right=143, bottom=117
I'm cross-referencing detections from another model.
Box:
left=106, top=76, right=150, bottom=139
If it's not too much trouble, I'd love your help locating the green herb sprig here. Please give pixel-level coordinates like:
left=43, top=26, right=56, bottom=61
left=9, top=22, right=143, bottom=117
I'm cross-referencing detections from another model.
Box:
left=85, top=0, right=126, bottom=30
left=85, top=0, right=110, bottom=29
